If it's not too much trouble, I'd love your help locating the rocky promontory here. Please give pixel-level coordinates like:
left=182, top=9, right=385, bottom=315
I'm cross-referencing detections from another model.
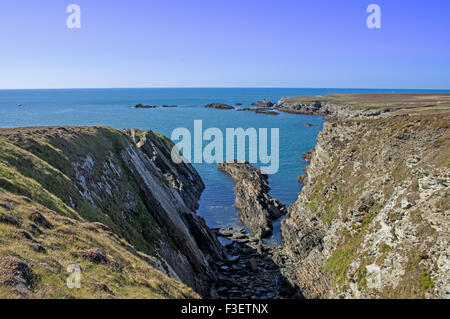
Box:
left=204, top=103, right=235, bottom=110
left=218, top=161, right=287, bottom=238
left=251, top=99, right=274, bottom=108
left=276, top=94, right=450, bottom=119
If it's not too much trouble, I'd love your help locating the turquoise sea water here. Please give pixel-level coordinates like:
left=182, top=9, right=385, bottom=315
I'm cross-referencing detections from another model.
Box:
left=1, top=88, right=448, bottom=244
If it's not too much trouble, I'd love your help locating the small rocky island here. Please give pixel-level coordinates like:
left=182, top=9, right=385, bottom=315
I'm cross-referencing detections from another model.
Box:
left=218, top=161, right=287, bottom=238
left=251, top=99, right=274, bottom=108
left=132, top=103, right=158, bottom=109
left=204, top=103, right=235, bottom=110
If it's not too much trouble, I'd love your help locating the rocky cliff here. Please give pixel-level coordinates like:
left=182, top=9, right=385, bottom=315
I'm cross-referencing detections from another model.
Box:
left=281, top=113, right=449, bottom=299
left=0, top=126, right=222, bottom=298
left=218, top=161, right=287, bottom=238
left=276, top=94, right=450, bottom=119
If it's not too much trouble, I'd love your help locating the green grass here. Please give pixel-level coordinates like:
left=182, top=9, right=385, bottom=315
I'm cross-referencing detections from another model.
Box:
left=0, top=126, right=197, bottom=299
left=0, top=190, right=197, bottom=299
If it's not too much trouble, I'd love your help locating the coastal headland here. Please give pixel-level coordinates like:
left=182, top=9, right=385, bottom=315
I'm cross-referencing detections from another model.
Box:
left=0, top=93, right=448, bottom=299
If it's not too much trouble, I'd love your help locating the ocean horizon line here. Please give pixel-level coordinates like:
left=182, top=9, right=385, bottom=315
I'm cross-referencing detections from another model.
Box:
left=1, top=87, right=450, bottom=92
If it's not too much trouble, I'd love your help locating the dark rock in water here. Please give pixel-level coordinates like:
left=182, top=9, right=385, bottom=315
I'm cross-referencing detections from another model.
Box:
left=217, top=161, right=287, bottom=239
left=204, top=103, right=235, bottom=110
left=161, top=105, right=178, bottom=108
left=133, top=104, right=157, bottom=109
left=256, top=110, right=279, bottom=116
left=304, top=123, right=313, bottom=127
left=237, top=107, right=255, bottom=112
left=237, top=107, right=279, bottom=116
left=251, top=99, right=274, bottom=108
left=235, top=103, right=243, bottom=106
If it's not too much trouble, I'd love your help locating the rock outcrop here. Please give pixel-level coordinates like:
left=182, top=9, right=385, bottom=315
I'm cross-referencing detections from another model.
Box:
left=218, top=161, right=287, bottom=238
left=133, top=104, right=157, bottom=109
left=204, top=103, right=235, bottom=110
left=0, top=126, right=223, bottom=297
left=276, top=97, right=386, bottom=119
left=280, top=114, right=450, bottom=299
left=276, top=94, right=450, bottom=119
left=251, top=99, right=274, bottom=108
left=212, top=227, right=301, bottom=299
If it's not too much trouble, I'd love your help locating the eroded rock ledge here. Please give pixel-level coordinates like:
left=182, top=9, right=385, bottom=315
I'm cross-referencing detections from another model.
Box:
left=218, top=161, right=287, bottom=238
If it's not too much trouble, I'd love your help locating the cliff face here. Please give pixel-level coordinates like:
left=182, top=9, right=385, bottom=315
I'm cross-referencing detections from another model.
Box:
left=0, top=126, right=222, bottom=298
left=218, top=161, right=287, bottom=238
left=276, top=94, right=450, bottom=119
left=276, top=97, right=387, bottom=119
left=281, top=114, right=449, bottom=299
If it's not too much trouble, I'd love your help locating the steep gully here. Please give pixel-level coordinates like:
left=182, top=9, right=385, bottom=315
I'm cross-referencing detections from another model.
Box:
left=199, top=97, right=449, bottom=299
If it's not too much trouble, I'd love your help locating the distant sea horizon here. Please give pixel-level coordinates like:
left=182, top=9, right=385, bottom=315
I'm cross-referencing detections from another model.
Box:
left=1, top=87, right=450, bottom=91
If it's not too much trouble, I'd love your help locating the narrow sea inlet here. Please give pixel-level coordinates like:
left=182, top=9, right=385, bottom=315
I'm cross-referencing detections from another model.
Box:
left=0, top=88, right=440, bottom=244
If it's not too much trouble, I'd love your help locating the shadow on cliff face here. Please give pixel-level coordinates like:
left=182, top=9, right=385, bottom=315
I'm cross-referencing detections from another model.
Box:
left=210, top=235, right=303, bottom=299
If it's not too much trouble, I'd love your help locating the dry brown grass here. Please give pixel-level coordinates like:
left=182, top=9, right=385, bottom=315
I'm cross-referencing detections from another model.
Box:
left=0, top=190, right=198, bottom=299
left=282, top=93, right=450, bottom=114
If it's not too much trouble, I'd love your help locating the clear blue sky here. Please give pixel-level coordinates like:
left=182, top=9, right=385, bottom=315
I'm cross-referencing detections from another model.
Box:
left=0, top=0, right=449, bottom=89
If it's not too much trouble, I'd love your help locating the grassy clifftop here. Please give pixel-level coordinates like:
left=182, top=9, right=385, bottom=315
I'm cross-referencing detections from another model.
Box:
left=0, top=126, right=199, bottom=298
left=277, top=93, right=450, bottom=117
left=0, top=190, right=196, bottom=298
left=0, top=127, right=159, bottom=255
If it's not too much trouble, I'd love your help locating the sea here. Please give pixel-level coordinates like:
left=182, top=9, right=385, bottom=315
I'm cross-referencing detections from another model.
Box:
left=1, top=88, right=448, bottom=244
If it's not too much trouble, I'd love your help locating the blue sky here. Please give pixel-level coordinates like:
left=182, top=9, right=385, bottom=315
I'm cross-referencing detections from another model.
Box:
left=0, top=0, right=449, bottom=89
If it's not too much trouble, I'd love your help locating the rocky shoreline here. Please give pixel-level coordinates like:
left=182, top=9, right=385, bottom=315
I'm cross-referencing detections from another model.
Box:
left=275, top=97, right=387, bottom=118
left=251, top=99, right=275, bottom=108
left=211, top=226, right=301, bottom=299
left=218, top=161, right=287, bottom=239
left=133, top=104, right=178, bottom=108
